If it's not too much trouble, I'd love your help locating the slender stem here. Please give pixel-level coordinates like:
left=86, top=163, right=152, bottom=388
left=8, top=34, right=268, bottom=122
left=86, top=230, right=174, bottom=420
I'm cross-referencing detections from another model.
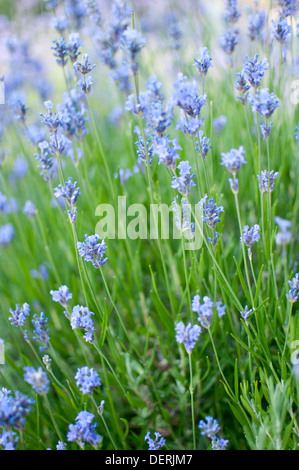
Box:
left=188, top=353, right=196, bottom=450
left=208, top=329, right=235, bottom=399
left=44, top=394, right=64, bottom=442
left=282, top=302, right=293, bottom=357
left=182, top=237, right=192, bottom=319
left=92, top=343, right=125, bottom=447
left=86, top=97, right=115, bottom=200
left=99, top=267, right=130, bottom=342
left=140, top=123, right=175, bottom=314
left=36, top=394, right=41, bottom=440
left=256, top=112, right=261, bottom=175
left=35, top=212, right=62, bottom=286
left=71, top=223, right=90, bottom=308
left=234, top=187, right=255, bottom=309
left=192, top=136, right=203, bottom=200
left=187, top=200, right=244, bottom=312
left=128, top=26, right=175, bottom=314
left=197, top=131, right=211, bottom=195
left=244, top=105, right=254, bottom=159
left=249, top=256, right=257, bottom=289
left=209, top=100, right=214, bottom=184
left=92, top=396, right=118, bottom=449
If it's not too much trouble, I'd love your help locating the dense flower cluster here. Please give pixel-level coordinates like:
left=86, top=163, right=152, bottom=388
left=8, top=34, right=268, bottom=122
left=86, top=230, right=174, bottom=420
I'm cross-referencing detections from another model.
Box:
left=275, top=216, right=292, bottom=246
left=0, top=388, right=35, bottom=430
left=198, top=194, right=224, bottom=231
left=77, top=234, right=108, bottom=268
left=193, top=47, right=213, bottom=77
left=287, top=273, right=299, bottom=303
left=23, top=367, right=50, bottom=395
left=198, top=416, right=229, bottom=450
left=192, top=295, right=226, bottom=329
left=171, top=161, right=196, bottom=197
left=67, top=411, right=102, bottom=449
left=69, top=305, right=95, bottom=343
left=175, top=321, right=202, bottom=354
left=54, top=177, right=81, bottom=223
left=50, top=285, right=73, bottom=308
left=257, top=170, right=279, bottom=193
left=1, top=0, right=298, bottom=453
left=32, top=312, right=51, bottom=351
left=9, top=303, right=30, bottom=327
left=75, top=367, right=101, bottom=395
left=241, top=224, right=261, bottom=258
left=144, top=431, right=166, bottom=450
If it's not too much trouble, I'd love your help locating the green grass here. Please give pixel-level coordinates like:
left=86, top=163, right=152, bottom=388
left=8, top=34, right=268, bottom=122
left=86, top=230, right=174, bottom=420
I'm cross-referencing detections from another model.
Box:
left=0, top=0, right=299, bottom=451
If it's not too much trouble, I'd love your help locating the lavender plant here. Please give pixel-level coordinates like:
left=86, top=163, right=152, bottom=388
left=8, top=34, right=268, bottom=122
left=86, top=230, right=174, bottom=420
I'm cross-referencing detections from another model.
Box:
left=0, top=0, right=298, bottom=453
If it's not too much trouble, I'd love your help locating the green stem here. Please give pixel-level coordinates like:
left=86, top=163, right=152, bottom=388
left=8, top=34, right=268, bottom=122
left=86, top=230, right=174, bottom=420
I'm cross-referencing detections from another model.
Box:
left=182, top=237, right=192, bottom=319
left=86, top=97, right=115, bottom=200
left=188, top=353, right=196, bottom=450
left=188, top=200, right=244, bottom=312
left=208, top=329, right=235, bottom=399
left=233, top=187, right=255, bottom=309
left=44, top=394, right=64, bottom=442
left=92, top=396, right=118, bottom=449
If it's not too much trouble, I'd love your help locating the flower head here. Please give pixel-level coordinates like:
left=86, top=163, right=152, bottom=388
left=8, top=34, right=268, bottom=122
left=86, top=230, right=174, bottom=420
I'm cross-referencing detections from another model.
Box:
left=67, top=32, right=82, bottom=63
left=0, top=223, right=15, bottom=247
left=121, top=28, right=146, bottom=73
left=0, top=389, right=35, bottom=431
left=243, top=55, right=268, bottom=89
left=77, top=234, right=108, bottom=268
left=144, top=431, right=166, bottom=450
left=35, top=141, right=54, bottom=181
left=171, top=161, right=196, bottom=197
left=193, top=47, right=213, bottom=77
left=75, top=367, right=101, bottom=395
left=198, top=416, right=220, bottom=439
left=272, top=18, right=291, bottom=44
left=235, top=71, right=250, bottom=104
left=275, top=216, right=292, bottom=246
left=0, top=430, right=19, bottom=450
left=248, top=88, right=279, bottom=119
left=248, top=9, right=266, bottom=42
left=221, top=146, right=247, bottom=176
left=196, top=131, right=212, bottom=159
left=176, top=114, right=204, bottom=137
left=192, top=295, right=226, bottom=328
left=224, top=0, right=241, bottom=24
left=77, top=76, right=94, bottom=95
left=23, top=200, right=37, bottom=217
left=153, top=136, right=181, bottom=171
left=9, top=303, right=30, bottom=327
left=219, top=28, right=239, bottom=55
left=257, top=170, right=279, bottom=193
left=32, top=313, right=50, bottom=351
left=287, top=273, right=299, bottom=303
left=172, top=73, right=207, bottom=117
left=74, top=53, right=96, bottom=75
left=51, top=38, right=68, bottom=67
left=240, top=305, right=253, bottom=323
left=54, top=177, right=81, bottom=223
left=198, top=194, right=224, bottom=230
left=277, top=0, right=298, bottom=18
left=175, top=321, right=202, bottom=354
left=241, top=224, right=260, bottom=258
left=50, top=285, right=72, bottom=308
left=70, top=305, right=95, bottom=343
left=67, top=411, right=102, bottom=449
left=23, top=366, right=50, bottom=395
left=212, top=437, right=229, bottom=450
